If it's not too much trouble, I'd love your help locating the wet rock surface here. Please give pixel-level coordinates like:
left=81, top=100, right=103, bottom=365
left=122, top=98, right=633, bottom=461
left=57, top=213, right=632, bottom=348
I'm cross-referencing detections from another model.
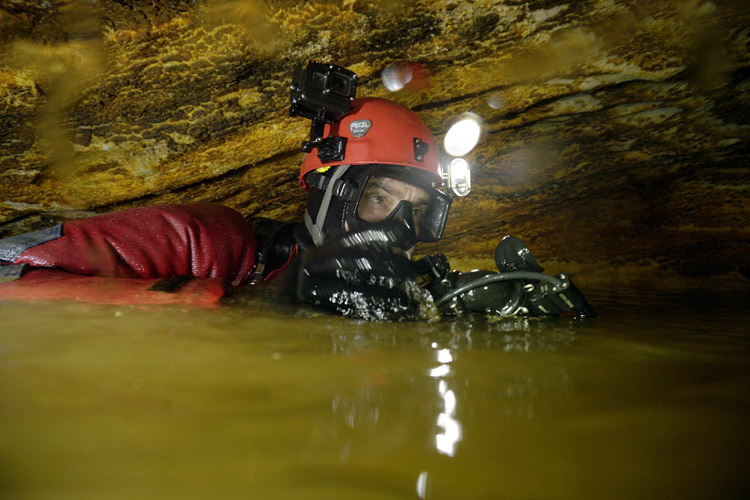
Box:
left=0, top=0, right=747, bottom=290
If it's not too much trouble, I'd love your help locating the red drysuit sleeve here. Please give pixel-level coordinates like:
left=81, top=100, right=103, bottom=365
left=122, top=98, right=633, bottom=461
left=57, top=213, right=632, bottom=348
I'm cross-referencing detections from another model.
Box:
left=0, top=270, right=228, bottom=307
left=12, top=204, right=258, bottom=285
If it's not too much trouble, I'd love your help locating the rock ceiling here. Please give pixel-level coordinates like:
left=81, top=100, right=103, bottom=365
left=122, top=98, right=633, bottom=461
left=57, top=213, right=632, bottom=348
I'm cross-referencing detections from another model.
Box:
left=0, top=0, right=748, bottom=290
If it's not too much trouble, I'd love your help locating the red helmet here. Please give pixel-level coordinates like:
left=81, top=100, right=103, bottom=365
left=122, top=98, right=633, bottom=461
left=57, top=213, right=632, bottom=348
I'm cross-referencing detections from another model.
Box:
left=299, top=97, right=442, bottom=190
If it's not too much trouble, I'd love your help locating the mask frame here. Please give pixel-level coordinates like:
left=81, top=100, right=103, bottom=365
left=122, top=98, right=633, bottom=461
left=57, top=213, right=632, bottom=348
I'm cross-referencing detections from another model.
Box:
left=344, top=165, right=452, bottom=247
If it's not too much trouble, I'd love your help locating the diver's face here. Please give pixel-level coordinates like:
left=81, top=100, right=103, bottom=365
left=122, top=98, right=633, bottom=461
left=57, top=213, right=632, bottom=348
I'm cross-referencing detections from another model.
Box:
left=357, top=176, right=431, bottom=230
left=354, top=176, right=431, bottom=256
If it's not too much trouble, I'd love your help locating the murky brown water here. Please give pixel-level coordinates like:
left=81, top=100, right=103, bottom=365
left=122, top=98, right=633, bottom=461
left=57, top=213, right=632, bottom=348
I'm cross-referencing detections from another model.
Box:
left=1, top=290, right=748, bottom=499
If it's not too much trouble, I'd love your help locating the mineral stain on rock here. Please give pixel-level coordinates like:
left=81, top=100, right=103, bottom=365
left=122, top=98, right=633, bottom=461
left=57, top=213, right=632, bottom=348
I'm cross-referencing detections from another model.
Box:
left=0, top=0, right=747, bottom=290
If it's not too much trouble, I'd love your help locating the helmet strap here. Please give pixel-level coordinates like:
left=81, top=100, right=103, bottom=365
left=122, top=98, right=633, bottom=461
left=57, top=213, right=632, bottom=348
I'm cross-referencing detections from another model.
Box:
left=305, top=165, right=351, bottom=246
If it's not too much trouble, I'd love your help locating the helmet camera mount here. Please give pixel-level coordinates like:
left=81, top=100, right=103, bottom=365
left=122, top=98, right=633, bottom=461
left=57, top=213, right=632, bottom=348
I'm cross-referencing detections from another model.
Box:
left=290, top=62, right=358, bottom=163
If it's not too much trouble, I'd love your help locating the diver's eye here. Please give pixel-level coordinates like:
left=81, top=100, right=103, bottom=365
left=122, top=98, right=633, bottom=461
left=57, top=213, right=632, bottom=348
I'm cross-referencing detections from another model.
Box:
left=368, top=194, right=384, bottom=204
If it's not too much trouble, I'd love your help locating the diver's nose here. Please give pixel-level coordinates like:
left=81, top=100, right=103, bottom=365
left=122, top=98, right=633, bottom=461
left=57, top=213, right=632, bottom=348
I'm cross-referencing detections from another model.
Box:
left=382, top=201, right=418, bottom=251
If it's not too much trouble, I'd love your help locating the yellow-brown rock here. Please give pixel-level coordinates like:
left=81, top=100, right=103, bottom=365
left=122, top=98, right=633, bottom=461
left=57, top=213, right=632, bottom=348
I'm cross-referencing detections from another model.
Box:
left=1, top=0, right=748, bottom=290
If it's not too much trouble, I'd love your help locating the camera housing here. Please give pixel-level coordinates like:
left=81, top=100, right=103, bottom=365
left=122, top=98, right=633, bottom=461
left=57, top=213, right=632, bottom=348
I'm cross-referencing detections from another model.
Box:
left=290, top=63, right=357, bottom=121
left=290, top=63, right=358, bottom=162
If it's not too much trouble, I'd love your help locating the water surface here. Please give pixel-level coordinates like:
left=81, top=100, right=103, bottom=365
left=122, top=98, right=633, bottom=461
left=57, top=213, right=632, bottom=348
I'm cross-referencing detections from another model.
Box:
left=1, top=290, right=748, bottom=499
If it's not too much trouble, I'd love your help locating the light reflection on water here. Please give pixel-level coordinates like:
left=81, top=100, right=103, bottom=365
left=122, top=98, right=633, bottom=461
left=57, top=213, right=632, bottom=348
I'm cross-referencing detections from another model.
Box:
left=0, top=290, right=748, bottom=499
left=430, top=346, right=460, bottom=457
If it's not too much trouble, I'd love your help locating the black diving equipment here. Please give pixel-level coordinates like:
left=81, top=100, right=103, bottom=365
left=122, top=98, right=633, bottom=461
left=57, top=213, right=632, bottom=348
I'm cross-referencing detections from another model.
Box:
left=419, top=235, right=597, bottom=318
left=347, top=166, right=452, bottom=248
left=494, top=235, right=544, bottom=273
left=303, top=164, right=452, bottom=250
left=294, top=220, right=427, bottom=321
left=290, top=62, right=358, bottom=162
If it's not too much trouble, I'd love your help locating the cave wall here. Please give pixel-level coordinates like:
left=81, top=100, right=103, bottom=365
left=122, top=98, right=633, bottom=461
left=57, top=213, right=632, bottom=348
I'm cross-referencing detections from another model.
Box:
left=0, top=0, right=748, bottom=290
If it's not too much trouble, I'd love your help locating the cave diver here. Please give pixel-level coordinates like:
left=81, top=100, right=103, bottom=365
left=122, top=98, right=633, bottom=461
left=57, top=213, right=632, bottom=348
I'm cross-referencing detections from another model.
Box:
left=0, top=62, right=595, bottom=320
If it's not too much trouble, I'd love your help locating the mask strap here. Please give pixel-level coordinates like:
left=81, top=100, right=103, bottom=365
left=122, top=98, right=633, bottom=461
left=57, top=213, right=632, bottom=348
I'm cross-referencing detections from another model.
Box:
left=305, top=165, right=351, bottom=246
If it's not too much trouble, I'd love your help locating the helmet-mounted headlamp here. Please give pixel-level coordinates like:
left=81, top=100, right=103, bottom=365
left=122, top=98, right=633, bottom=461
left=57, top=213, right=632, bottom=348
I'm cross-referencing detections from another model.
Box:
left=443, top=158, right=471, bottom=197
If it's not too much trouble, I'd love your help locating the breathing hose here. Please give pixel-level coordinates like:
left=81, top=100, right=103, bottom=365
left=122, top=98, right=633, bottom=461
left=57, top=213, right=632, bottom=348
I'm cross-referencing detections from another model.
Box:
left=433, top=271, right=564, bottom=308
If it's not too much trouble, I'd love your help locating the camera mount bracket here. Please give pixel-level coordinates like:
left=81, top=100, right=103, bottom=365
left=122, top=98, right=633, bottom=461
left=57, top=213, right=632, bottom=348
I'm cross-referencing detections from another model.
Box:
left=300, top=108, right=348, bottom=163
left=290, top=62, right=357, bottom=164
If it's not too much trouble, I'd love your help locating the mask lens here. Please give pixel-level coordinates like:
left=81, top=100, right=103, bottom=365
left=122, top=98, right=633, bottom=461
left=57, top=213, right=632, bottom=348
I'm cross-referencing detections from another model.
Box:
left=355, top=175, right=450, bottom=243
left=357, top=177, right=403, bottom=224
left=417, top=190, right=450, bottom=242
